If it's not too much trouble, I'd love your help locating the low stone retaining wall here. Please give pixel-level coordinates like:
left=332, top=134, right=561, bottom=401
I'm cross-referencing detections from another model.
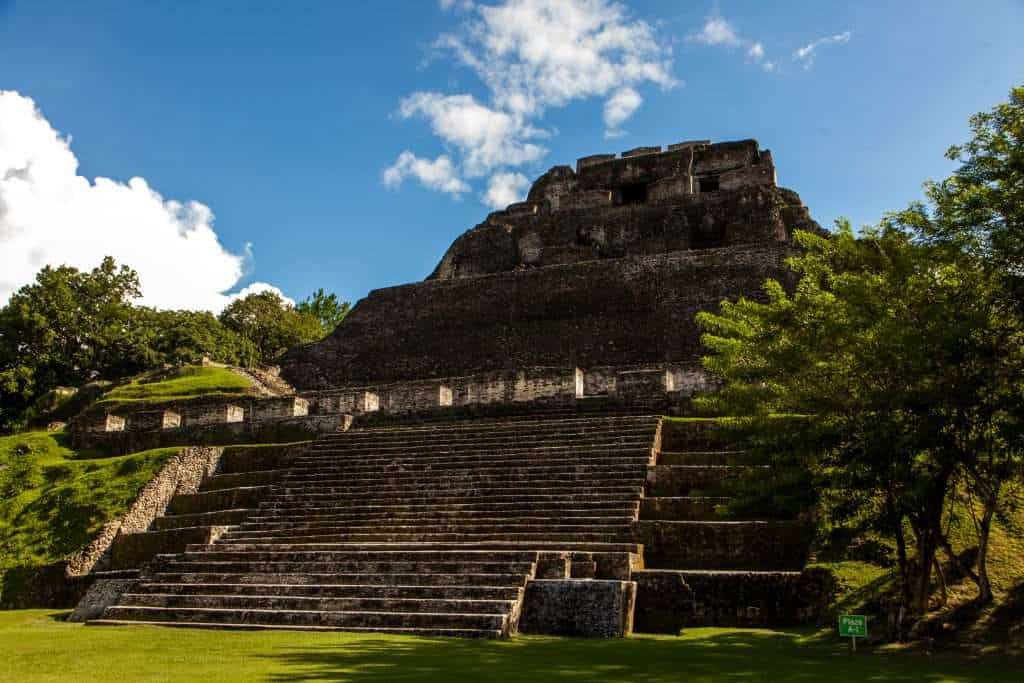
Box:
left=632, top=568, right=835, bottom=631
left=519, top=579, right=637, bottom=637
left=72, top=415, right=342, bottom=455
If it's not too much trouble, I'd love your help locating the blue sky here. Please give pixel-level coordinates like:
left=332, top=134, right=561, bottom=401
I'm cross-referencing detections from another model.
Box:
left=1, top=0, right=1022, bottom=309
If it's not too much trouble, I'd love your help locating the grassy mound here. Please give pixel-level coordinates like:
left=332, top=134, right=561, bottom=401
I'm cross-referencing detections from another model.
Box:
left=100, top=365, right=253, bottom=405
left=0, top=431, right=176, bottom=605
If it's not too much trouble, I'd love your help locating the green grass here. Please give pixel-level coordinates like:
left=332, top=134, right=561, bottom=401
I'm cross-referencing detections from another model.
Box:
left=0, top=611, right=1016, bottom=683
left=0, top=431, right=176, bottom=603
left=100, top=365, right=253, bottom=405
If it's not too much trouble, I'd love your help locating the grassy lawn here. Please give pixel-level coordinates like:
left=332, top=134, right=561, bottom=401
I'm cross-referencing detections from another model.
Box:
left=100, top=365, right=253, bottom=405
left=0, top=431, right=177, bottom=604
left=0, top=610, right=1016, bottom=682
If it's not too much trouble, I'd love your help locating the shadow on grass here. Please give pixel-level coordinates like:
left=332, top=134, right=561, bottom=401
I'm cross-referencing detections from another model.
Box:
left=260, top=630, right=1005, bottom=683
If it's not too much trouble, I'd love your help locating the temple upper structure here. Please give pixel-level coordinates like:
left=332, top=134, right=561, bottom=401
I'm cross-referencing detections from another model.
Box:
left=281, top=139, right=822, bottom=391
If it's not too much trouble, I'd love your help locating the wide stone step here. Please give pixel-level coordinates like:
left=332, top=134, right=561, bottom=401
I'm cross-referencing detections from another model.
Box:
left=639, top=497, right=732, bottom=520
left=175, top=548, right=538, bottom=562
left=99, top=605, right=508, bottom=631
left=134, top=582, right=523, bottom=601
left=255, top=500, right=638, bottom=515
left=657, top=451, right=763, bottom=466
left=306, top=436, right=655, bottom=456
left=219, top=531, right=633, bottom=544
left=645, top=465, right=760, bottom=497
left=298, top=442, right=653, bottom=461
left=119, top=593, right=517, bottom=615
left=88, top=618, right=503, bottom=638
left=148, top=571, right=530, bottom=587
left=635, top=520, right=812, bottom=571
left=199, top=541, right=642, bottom=554
left=168, top=487, right=273, bottom=516
left=200, top=470, right=287, bottom=492
left=287, top=454, right=653, bottom=472
left=240, top=514, right=633, bottom=529
left=285, top=462, right=648, bottom=479
left=228, top=523, right=632, bottom=537
left=258, top=491, right=641, bottom=510
left=157, top=559, right=537, bottom=576
left=265, top=485, right=643, bottom=500
left=276, top=475, right=644, bottom=493
left=153, top=509, right=255, bottom=530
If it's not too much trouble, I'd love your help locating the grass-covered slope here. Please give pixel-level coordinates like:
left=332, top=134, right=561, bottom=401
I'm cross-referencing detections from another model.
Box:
left=100, top=365, right=254, bottom=405
left=0, top=431, right=176, bottom=605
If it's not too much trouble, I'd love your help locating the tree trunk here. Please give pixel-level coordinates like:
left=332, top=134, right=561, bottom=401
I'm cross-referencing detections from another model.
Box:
left=976, top=495, right=997, bottom=604
left=894, top=517, right=912, bottom=613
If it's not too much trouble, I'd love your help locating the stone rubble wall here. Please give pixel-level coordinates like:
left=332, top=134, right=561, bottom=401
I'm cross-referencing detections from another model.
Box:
left=64, top=446, right=223, bottom=577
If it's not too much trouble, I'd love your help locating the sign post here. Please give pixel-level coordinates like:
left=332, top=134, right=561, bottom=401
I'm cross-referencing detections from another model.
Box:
left=839, top=615, right=867, bottom=652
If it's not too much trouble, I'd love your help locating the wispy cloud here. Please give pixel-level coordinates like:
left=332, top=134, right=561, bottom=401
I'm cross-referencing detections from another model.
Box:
left=382, top=151, right=470, bottom=197
left=689, top=11, right=774, bottom=72
left=794, top=31, right=852, bottom=69
left=386, top=0, right=678, bottom=206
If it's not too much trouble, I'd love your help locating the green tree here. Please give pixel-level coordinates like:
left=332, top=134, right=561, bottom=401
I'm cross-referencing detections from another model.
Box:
left=218, top=291, right=322, bottom=365
left=297, top=288, right=350, bottom=336
left=696, top=86, right=1024, bottom=617
left=0, top=258, right=145, bottom=430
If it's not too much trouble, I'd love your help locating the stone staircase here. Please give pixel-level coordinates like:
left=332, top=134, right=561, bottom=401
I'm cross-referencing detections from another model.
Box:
left=633, top=420, right=819, bottom=629
left=91, top=414, right=659, bottom=637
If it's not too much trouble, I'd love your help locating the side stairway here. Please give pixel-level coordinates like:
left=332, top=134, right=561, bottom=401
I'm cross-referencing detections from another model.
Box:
left=633, top=420, right=819, bottom=629
left=91, top=413, right=659, bottom=637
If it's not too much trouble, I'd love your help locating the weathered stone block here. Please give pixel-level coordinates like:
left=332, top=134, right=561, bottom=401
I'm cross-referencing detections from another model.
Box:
left=68, top=578, right=137, bottom=622
left=519, top=580, right=636, bottom=638
left=536, top=552, right=571, bottom=579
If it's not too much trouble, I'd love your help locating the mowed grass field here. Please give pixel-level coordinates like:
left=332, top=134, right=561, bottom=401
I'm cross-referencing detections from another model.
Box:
left=1, top=610, right=1018, bottom=683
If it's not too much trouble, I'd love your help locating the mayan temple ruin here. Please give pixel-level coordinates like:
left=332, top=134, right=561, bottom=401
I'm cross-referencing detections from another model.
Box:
left=76, top=139, right=833, bottom=637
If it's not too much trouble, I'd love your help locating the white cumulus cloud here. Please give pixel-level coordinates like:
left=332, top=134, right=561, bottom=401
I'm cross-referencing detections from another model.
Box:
left=603, top=87, right=643, bottom=138
left=794, top=31, right=852, bottom=69
left=0, top=90, right=280, bottom=311
left=395, top=93, right=546, bottom=178
left=481, top=171, right=530, bottom=209
left=382, top=150, right=471, bottom=196
left=386, top=0, right=677, bottom=205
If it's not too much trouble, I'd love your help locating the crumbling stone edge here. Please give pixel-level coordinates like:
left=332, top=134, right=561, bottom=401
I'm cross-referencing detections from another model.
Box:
left=65, top=445, right=223, bottom=578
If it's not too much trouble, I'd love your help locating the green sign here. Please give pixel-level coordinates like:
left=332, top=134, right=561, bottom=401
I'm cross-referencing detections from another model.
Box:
left=839, top=614, right=868, bottom=638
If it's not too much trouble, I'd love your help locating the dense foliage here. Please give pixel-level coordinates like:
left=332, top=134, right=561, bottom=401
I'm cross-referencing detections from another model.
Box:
left=0, top=261, right=348, bottom=432
left=697, top=86, right=1024, bottom=624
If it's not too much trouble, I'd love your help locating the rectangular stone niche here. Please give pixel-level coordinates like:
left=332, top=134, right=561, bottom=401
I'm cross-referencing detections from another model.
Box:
left=438, top=385, right=453, bottom=407
left=128, top=410, right=181, bottom=431
left=253, top=396, right=309, bottom=420
left=615, top=369, right=674, bottom=400
left=518, top=579, right=636, bottom=638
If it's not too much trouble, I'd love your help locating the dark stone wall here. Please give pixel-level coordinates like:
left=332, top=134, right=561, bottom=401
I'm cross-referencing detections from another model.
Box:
left=633, top=568, right=835, bottom=632
left=282, top=244, right=794, bottom=389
